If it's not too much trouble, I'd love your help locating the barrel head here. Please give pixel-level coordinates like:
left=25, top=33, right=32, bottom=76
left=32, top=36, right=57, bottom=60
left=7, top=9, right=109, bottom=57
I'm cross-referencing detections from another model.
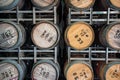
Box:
left=0, top=0, right=14, bottom=7
left=65, top=22, right=94, bottom=50
left=0, top=63, right=18, bottom=80
left=106, top=64, right=120, bottom=80
left=109, top=0, right=120, bottom=9
left=31, top=21, right=59, bottom=49
left=0, top=22, right=18, bottom=49
left=107, top=23, right=120, bottom=50
left=32, top=63, right=57, bottom=80
left=32, top=0, right=54, bottom=7
left=0, top=0, right=19, bottom=10
left=66, top=63, right=93, bottom=80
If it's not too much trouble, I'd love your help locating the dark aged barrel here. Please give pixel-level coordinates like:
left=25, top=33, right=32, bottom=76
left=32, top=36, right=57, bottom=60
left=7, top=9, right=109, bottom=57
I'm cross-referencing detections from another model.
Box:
left=31, top=21, right=60, bottom=49
left=65, top=0, right=95, bottom=10
left=31, top=60, right=60, bottom=80
left=0, top=60, right=26, bottom=80
left=64, top=61, right=94, bottom=80
left=65, top=22, right=94, bottom=50
left=99, top=22, right=120, bottom=50
left=97, top=62, right=120, bottom=80
left=107, top=0, right=120, bottom=10
left=0, top=21, right=26, bottom=50
left=0, top=0, right=23, bottom=11
left=31, top=0, right=59, bottom=10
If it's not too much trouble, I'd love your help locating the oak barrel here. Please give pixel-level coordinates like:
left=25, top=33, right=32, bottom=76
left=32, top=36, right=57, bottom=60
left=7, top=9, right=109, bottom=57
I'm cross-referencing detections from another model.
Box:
left=0, top=0, right=24, bottom=11
left=31, top=0, right=59, bottom=10
left=31, top=21, right=60, bottom=49
left=65, top=22, right=94, bottom=50
left=64, top=61, right=94, bottom=80
left=0, top=21, right=26, bottom=50
left=107, top=0, right=120, bottom=10
left=97, top=62, right=120, bottom=80
left=0, top=60, right=26, bottom=80
left=31, top=60, right=60, bottom=80
left=99, top=22, right=120, bottom=50
left=65, top=0, right=95, bottom=10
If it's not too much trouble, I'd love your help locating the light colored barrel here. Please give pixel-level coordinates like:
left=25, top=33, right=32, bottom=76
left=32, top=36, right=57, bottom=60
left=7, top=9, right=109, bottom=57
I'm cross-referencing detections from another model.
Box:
left=0, top=0, right=23, bottom=11
left=0, top=21, right=26, bottom=50
left=64, top=61, right=94, bottom=80
left=0, top=60, right=26, bottom=80
left=31, top=60, right=60, bottom=80
left=65, top=22, right=94, bottom=50
left=31, top=0, right=59, bottom=10
left=65, top=0, right=95, bottom=10
left=99, top=22, right=120, bottom=50
left=107, top=0, right=120, bottom=10
left=31, top=21, right=60, bottom=49
left=98, top=62, right=120, bottom=80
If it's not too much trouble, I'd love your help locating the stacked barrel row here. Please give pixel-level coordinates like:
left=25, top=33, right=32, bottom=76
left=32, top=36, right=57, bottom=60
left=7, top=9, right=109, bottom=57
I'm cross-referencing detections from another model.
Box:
left=64, top=61, right=120, bottom=80
left=64, top=0, right=120, bottom=80
left=0, top=0, right=61, bottom=80
left=0, top=59, right=60, bottom=80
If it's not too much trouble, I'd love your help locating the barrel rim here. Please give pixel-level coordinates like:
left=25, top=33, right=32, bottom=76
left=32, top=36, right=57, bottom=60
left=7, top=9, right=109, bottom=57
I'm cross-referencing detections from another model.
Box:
left=0, top=60, right=24, bottom=80
left=107, top=0, right=120, bottom=10
left=0, top=0, right=20, bottom=11
left=104, top=62, right=120, bottom=80
left=31, top=21, right=60, bottom=49
left=106, top=22, right=120, bottom=50
left=65, top=0, right=95, bottom=11
left=64, top=61, right=94, bottom=80
left=0, top=21, right=21, bottom=50
left=31, top=0, right=59, bottom=10
left=64, top=21, right=95, bottom=50
left=31, top=60, right=60, bottom=80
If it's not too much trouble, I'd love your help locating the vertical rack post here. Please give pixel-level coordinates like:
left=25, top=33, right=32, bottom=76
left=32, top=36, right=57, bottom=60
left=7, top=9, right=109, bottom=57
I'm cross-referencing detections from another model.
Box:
left=89, top=47, right=92, bottom=64
left=33, top=7, right=36, bottom=24
left=34, top=47, right=37, bottom=63
left=90, top=8, right=93, bottom=25
left=106, top=47, right=109, bottom=64
left=54, top=6, right=58, bottom=63
left=18, top=47, right=21, bottom=63
left=16, top=6, right=20, bottom=24
left=107, top=8, right=110, bottom=24
left=68, top=47, right=71, bottom=63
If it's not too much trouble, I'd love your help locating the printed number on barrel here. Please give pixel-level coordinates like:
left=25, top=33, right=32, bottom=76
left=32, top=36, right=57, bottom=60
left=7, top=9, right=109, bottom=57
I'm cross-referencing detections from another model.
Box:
left=73, top=69, right=88, bottom=80
left=114, top=30, right=120, bottom=39
left=0, top=30, right=14, bottom=40
left=1, top=69, right=13, bottom=79
left=39, top=66, right=49, bottom=78
left=111, top=70, right=119, bottom=78
left=74, top=29, right=89, bottom=44
left=41, top=30, right=53, bottom=43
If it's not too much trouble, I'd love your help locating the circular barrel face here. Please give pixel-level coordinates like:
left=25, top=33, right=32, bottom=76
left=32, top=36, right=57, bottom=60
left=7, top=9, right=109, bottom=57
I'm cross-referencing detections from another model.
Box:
left=0, top=0, right=14, bottom=7
left=110, top=0, right=120, bottom=8
left=65, top=22, right=94, bottom=50
left=106, top=64, right=120, bottom=80
left=70, top=0, right=94, bottom=9
left=107, top=23, right=120, bottom=50
left=32, top=0, right=55, bottom=7
left=0, top=23, right=18, bottom=49
left=66, top=63, right=93, bottom=80
left=31, top=22, right=58, bottom=49
left=0, top=63, right=18, bottom=80
left=32, top=63, right=57, bottom=80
